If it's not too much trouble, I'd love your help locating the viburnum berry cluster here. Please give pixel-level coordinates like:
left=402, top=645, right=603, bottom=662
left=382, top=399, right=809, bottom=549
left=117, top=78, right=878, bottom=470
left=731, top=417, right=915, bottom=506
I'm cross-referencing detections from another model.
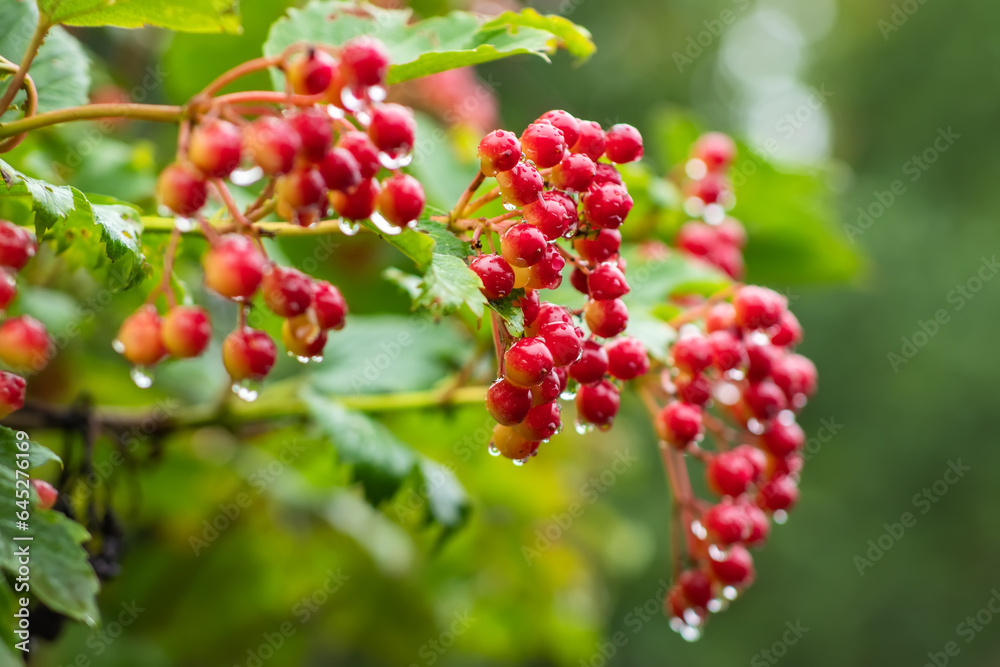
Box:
left=467, top=111, right=647, bottom=462
left=675, top=132, right=747, bottom=279
left=118, top=36, right=414, bottom=396
left=0, top=220, right=52, bottom=419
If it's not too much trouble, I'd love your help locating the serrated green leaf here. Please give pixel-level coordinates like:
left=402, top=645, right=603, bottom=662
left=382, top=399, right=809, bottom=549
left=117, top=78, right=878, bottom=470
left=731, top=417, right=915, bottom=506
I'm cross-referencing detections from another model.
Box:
left=0, top=427, right=61, bottom=468
left=487, top=288, right=525, bottom=337
left=37, top=0, right=240, bottom=33
left=0, top=465, right=100, bottom=627
left=417, top=253, right=486, bottom=319
left=361, top=219, right=436, bottom=271
left=264, top=1, right=594, bottom=88
left=0, top=1, right=90, bottom=122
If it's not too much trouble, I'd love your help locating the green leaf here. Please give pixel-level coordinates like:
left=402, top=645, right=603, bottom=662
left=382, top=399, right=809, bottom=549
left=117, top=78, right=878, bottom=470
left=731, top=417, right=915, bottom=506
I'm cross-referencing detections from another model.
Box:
left=264, top=1, right=594, bottom=88
left=37, top=0, right=241, bottom=33
left=0, top=465, right=100, bottom=627
left=0, top=427, right=61, bottom=468
left=0, top=0, right=90, bottom=122
left=487, top=288, right=525, bottom=337
left=303, top=392, right=470, bottom=530
left=360, top=219, right=436, bottom=271
left=416, top=253, right=486, bottom=319
left=0, top=160, right=147, bottom=290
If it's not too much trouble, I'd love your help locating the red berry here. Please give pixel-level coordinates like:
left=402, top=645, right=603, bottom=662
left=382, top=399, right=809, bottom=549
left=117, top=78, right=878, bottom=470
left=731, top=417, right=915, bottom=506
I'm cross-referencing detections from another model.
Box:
left=717, top=217, right=747, bottom=247
left=31, top=479, right=58, bottom=510
left=744, top=339, right=780, bottom=381
left=517, top=290, right=541, bottom=330
left=161, top=306, right=211, bottom=359
left=289, top=109, right=333, bottom=162
left=369, top=103, right=416, bottom=159
left=705, top=302, right=737, bottom=333
left=515, top=400, right=562, bottom=440
left=742, top=502, right=771, bottom=547
left=550, top=152, right=595, bottom=192
left=758, top=476, right=799, bottom=512
left=311, top=281, right=348, bottom=330
left=593, top=163, right=623, bottom=186
left=676, top=373, right=712, bottom=406
left=574, top=229, right=621, bottom=264
left=707, top=450, right=756, bottom=497
left=734, top=444, right=768, bottom=480
left=539, top=321, right=583, bottom=367
left=0, top=268, right=16, bottom=311
left=584, top=298, right=628, bottom=338
left=531, top=369, right=563, bottom=406
left=477, top=129, right=521, bottom=177
left=656, top=401, right=702, bottom=446
left=501, top=224, right=546, bottom=268
left=570, top=266, right=589, bottom=295
left=604, top=124, right=643, bottom=163
left=336, top=132, right=381, bottom=180
left=520, top=122, right=566, bottom=168
left=672, top=335, right=711, bottom=373
left=318, top=147, right=362, bottom=193
left=222, top=328, right=276, bottom=382
left=486, top=377, right=532, bottom=426
left=733, top=285, right=787, bottom=330
left=244, top=117, right=301, bottom=176
left=575, top=379, right=620, bottom=427
left=676, top=221, right=717, bottom=257
left=571, top=120, right=606, bottom=160
left=330, top=178, right=380, bottom=221
left=115, top=307, right=167, bottom=366
left=582, top=183, right=633, bottom=229
left=157, top=162, right=207, bottom=216
left=523, top=192, right=574, bottom=241
left=0, top=315, right=49, bottom=371
left=692, top=132, right=736, bottom=171
left=504, top=337, right=554, bottom=388
left=708, top=330, right=745, bottom=372
left=377, top=173, right=425, bottom=228
left=470, top=254, right=514, bottom=300
left=524, top=244, right=565, bottom=291
left=203, top=234, right=266, bottom=300
left=703, top=500, right=749, bottom=545
left=276, top=167, right=327, bottom=222
left=525, top=302, right=573, bottom=338
left=491, top=424, right=538, bottom=460
left=605, top=336, right=649, bottom=380
left=0, top=221, right=37, bottom=271
left=771, top=310, right=803, bottom=347
left=568, top=338, right=608, bottom=384
left=0, top=371, right=26, bottom=419
left=262, top=265, right=313, bottom=317
left=282, top=318, right=328, bottom=358
left=686, top=173, right=729, bottom=204
left=744, top=380, right=787, bottom=421
left=762, top=419, right=804, bottom=458
left=287, top=49, right=337, bottom=96
left=340, top=36, right=391, bottom=88
left=587, top=262, right=629, bottom=300
left=538, top=110, right=580, bottom=148
left=496, top=162, right=543, bottom=207
left=709, top=544, right=755, bottom=587
left=188, top=120, right=242, bottom=178
left=678, top=569, right=713, bottom=610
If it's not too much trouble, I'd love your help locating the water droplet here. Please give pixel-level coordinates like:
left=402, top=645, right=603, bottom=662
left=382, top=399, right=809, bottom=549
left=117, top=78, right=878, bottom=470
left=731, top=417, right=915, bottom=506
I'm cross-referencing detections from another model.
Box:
left=747, top=418, right=764, bottom=435
left=777, top=410, right=796, bottom=426
left=708, top=544, right=730, bottom=561
left=354, top=108, right=372, bottom=127
left=792, top=394, right=808, bottom=411
left=156, top=204, right=173, bottom=217
left=707, top=598, right=725, bottom=613
left=560, top=389, right=577, bottom=400
left=130, top=365, right=153, bottom=389
left=488, top=444, right=501, bottom=457
left=773, top=509, right=789, bottom=525
left=691, top=520, right=707, bottom=540
left=111, top=338, right=125, bottom=354
left=597, top=420, right=614, bottom=432
left=512, top=458, right=525, bottom=467
left=369, top=211, right=403, bottom=236
left=703, top=203, right=725, bottom=225
left=367, top=84, right=387, bottom=103
left=722, top=585, right=739, bottom=601
left=294, top=354, right=311, bottom=364
left=748, top=330, right=770, bottom=345
left=325, top=104, right=345, bottom=120
left=231, top=380, right=260, bottom=402
left=725, top=369, right=745, bottom=382
left=683, top=196, right=706, bottom=218
left=714, top=382, right=740, bottom=405
left=683, top=608, right=704, bottom=627
left=679, top=624, right=702, bottom=642
left=502, top=201, right=518, bottom=212
left=685, top=159, right=708, bottom=180
left=338, top=219, right=361, bottom=236
left=172, top=216, right=195, bottom=232
left=310, top=355, right=324, bottom=363
left=340, top=86, right=365, bottom=112
left=229, top=166, right=263, bottom=187
left=574, top=420, right=594, bottom=435
left=378, top=151, right=413, bottom=170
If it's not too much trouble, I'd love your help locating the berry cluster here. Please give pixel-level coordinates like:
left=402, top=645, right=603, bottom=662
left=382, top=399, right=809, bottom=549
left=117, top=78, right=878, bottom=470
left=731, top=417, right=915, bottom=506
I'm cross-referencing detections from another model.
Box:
left=469, top=112, right=647, bottom=462
left=655, top=284, right=817, bottom=638
left=0, top=221, right=51, bottom=419
left=675, top=133, right=747, bottom=279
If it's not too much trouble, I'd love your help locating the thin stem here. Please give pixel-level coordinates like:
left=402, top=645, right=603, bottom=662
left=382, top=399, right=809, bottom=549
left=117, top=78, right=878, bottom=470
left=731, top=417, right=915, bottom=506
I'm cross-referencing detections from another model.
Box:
left=490, top=311, right=507, bottom=374
left=0, top=16, right=49, bottom=117
left=450, top=172, right=485, bottom=221
left=463, top=186, right=501, bottom=218
left=140, top=216, right=347, bottom=238
left=209, top=91, right=324, bottom=109
left=668, top=283, right=741, bottom=330
left=196, top=56, right=283, bottom=99
left=212, top=179, right=252, bottom=228
left=0, top=103, right=184, bottom=139
left=146, top=226, right=182, bottom=307
left=555, top=244, right=590, bottom=275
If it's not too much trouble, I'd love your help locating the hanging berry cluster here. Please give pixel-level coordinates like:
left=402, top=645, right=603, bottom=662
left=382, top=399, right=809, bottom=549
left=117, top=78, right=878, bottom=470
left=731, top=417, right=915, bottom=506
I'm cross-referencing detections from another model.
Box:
left=117, top=36, right=423, bottom=396
left=675, top=132, right=747, bottom=279
left=466, top=113, right=647, bottom=463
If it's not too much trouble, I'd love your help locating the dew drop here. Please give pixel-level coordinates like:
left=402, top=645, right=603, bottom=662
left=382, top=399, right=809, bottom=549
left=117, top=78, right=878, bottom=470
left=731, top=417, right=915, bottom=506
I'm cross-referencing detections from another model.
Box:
left=340, top=86, right=365, bottom=112
left=111, top=338, right=125, bottom=354
left=792, top=394, right=808, bottom=411
left=714, top=382, right=740, bottom=405
left=488, top=444, right=501, bottom=457
left=367, top=84, right=387, bottom=103
left=174, top=216, right=195, bottom=232
left=747, top=418, right=765, bottom=435
left=231, top=380, right=260, bottom=402
left=703, top=203, right=726, bottom=225
left=325, top=104, right=345, bottom=120
left=369, top=211, right=403, bottom=236
left=378, top=151, right=413, bottom=170
left=683, top=608, right=704, bottom=627
left=773, top=509, right=789, bottom=525
left=708, top=544, right=730, bottom=561
left=679, top=624, right=702, bottom=642
left=512, top=458, right=526, bottom=467
left=685, top=158, right=708, bottom=180
left=722, top=585, right=739, bottom=601
left=294, top=354, right=311, bottom=364
left=560, top=389, right=576, bottom=400
left=725, top=369, right=746, bottom=382
left=229, top=166, right=263, bottom=187
left=691, top=520, right=707, bottom=540
left=502, top=201, right=518, bottom=212
left=310, top=355, right=324, bottom=363
left=748, top=330, right=770, bottom=345
left=156, top=204, right=173, bottom=217
left=338, top=219, right=361, bottom=236
left=574, top=420, right=594, bottom=435
left=707, top=598, right=725, bottom=613
left=130, top=365, right=153, bottom=389
left=777, top=410, right=796, bottom=426
left=683, top=196, right=706, bottom=218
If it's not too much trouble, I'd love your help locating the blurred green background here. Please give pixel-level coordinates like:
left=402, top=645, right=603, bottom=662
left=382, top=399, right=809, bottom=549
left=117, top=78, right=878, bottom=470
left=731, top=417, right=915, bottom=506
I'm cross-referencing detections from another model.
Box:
left=10, top=0, right=1000, bottom=665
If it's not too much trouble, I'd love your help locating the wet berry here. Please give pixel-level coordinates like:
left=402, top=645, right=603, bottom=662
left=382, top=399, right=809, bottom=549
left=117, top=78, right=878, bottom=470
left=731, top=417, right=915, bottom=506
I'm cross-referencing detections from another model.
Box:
left=520, top=121, right=566, bottom=168
left=203, top=234, right=266, bottom=300
left=656, top=401, right=702, bottom=446
left=486, top=378, right=532, bottom=426
left=243, top=117, right=301, bottom=176
left=157, top=162, right=207, bottom=216
left=470, top=254, right=514, bottom=300
left=115, top=307, right=167, bottom=366
left=188, top=120, right=242, bottom=178
left=605, top=336, right=649, bottom=380
left=477, top=130, right=521, bottom=177
left=496, top=162, right=543, bottom=207
left=584, top=298, right=628, bottom=338
left=262, top=265, right=313, bottom=317
left=377, top=173, right=425, bottom=227
left=504, top=337, right=554, bottom=388
left=0, top=221, right=37, bottom=271
left=161, top=306, right=211, bottom=359
left=0, top=371, right=26, bottom=419
left=368, top=103, right=416, bottom=159
left=576, top=379, right=620, bottom=427
left=604, top=123, right=643, bottom=163
left=222, top=328, right=276, bottom=382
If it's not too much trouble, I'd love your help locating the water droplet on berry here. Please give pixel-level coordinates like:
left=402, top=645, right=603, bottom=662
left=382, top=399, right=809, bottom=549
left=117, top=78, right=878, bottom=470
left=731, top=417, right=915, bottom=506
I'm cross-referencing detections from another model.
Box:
left=679, top=624, right=702, bottom=642
left=685, top=158, right=708, bottom=180
left=725, top=369, right=745, bottom=381
left=367, top=84, right=387, bottom=103
left=722, top=585, right=739, bottom=601
left=773, top=509, right=789, bottom=525
left=340, top=86, right=365, bottom=112
left=777, top=410, right=796, bottom=425
left=747, top=418, right=764, bottom=435
left=230, top=166, right=264, bottom=187
left=703, top=203, right=725, bottom=224
left=714, top=382, right=741, bottom=405
left=310, top=355, right=324, bottom=363
left=369, top=211, right=403, bottom=236
left=111, top=338, right=125, bottom=354
left=683, top=608, right=704, bottom=627
left=792, top=394, right=808, bottom=411
left=293, top=354, right=311, bottom=364
left=378, top=151, right=412, bottom=170
left=691, top=519, right=707, bottom=539
left=325, top=104, right=345, bottom=120
left=488, top=443, right=501, bottom=457
left=574, top=420, right=593, bottom=435
left=502, top=200, right=518, bottom=212
left=157, top=204, right=173, bottom=217
left=512, top=457, right=528, bottom=467
left=708, top=544, right=730, bottom=561
left=354, top=108, right=372, bottom=127
left=560, top=387, right=577, bottom=400
left=707, top=597, right=725, bottom=613
left=173, top=216, right=195, bottom=232
left=338, top=219, right=361, bottom=236
left=130, top=365, right=153, bottom=389
left=231, top=380, right=260, bottom=402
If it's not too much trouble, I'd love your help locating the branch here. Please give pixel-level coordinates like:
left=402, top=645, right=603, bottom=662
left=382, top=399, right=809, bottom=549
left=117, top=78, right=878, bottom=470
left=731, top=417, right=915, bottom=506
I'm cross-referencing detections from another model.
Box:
left=0, top=15, right=49, bottom=117
left=0, top=103, right=184, bottom=139
left=139, top=216, right=350, bottom=238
